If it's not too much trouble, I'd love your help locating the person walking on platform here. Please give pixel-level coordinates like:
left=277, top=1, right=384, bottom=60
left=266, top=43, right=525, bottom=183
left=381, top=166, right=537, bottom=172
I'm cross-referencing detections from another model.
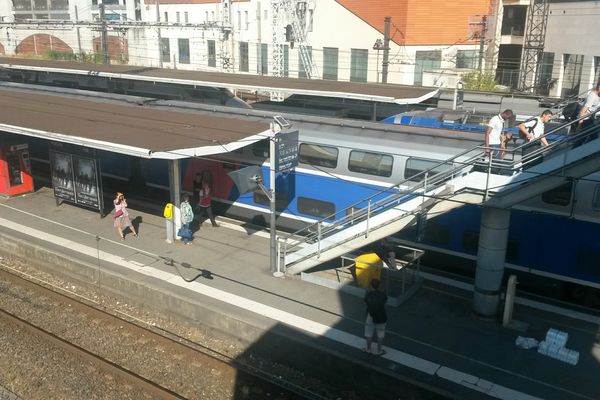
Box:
left=485, top=109, right=514, bottom=159
left=113, top=192, right=137, bottom=240
left=194, top=171, right=219, bottom=228
left=363, top=278, right=388, bottom=355
left=180, top=194, right=194, bottom=245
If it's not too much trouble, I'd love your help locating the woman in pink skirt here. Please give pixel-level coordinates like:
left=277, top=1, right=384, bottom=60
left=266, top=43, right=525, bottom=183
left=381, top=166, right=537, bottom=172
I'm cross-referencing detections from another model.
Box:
left=113, top=192, right=137, bottom=240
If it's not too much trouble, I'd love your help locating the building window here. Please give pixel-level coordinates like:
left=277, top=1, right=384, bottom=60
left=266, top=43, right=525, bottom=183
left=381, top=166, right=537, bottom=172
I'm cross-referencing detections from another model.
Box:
left=160, top=38, right=170, bottom=63
left=245, top=10, right=249, bottom=30
left=205, top=11, right=209, bottom=21
left=211, top=11, right=215, bottom=20
left=538, top=52, right=555, bottom=96
left=239, top=41, right=249, bottom=72
left=184, top=11, right=188, bottom=24
left=178, top=38, right=190, bottom=64
left=298, top=197, right=336, bottom=220
left=264, top=10, right=268, bottom=20
left=456, top=50, right=478, bottom=69
left=163, top=11, right=168, bottom=22
left=308, top=9, right=313, bottom=32
left=299, top=143, right=338, bottom=168
left=593, top=185, right=600, bottom=211
left=283, top=45, right=289, bottom=77
left=260, top=43, right=268, bottom=74
left=207, top=40, right=216, bottom=67
left=350, top=48, right=368, bottom=82
left=237, top=11, right=241, bottom=30
left=323, top=47, right=338, bottom=81
left=404, top=158, right=450, bottom=182
left=562, top=54, right=584, bottom=97
left=414, top=50, right=441, bottom=86
left=176, top=11, right=180, bottom=23
left=298, top=46, right=313, bottom=79
left=348, top=150, right=393, bottom=177
left=541, top=182, right=572, bottom=206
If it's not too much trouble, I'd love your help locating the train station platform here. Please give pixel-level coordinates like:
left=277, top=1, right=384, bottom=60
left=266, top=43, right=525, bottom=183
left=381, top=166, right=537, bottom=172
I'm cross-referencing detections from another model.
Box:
left=0, top=187, right=599, bottom=400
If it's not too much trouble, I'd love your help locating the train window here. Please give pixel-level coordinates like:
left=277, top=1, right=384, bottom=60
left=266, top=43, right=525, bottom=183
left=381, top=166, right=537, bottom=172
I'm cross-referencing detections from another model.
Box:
left=253, top=191, right=288, bottom=210
left=252, top=140, right=270, bottom=158
left=405, top=158, right=450, bottom=182
left=506, top=240, right=519, bottom=262
left=299, top=143, right=338, bottom=168
left=424, top=222, right=450, bottom=245
left=348, top=150, right=393, bottom=177
left=593, top=185, right=600, bottom=211
left=298, top=197, right=336, bottom=220
left=462, top=231, right=478, bottom=252
left=576, top=248, right=600, bottom=276
left=541, top=182, right=572, bottom=206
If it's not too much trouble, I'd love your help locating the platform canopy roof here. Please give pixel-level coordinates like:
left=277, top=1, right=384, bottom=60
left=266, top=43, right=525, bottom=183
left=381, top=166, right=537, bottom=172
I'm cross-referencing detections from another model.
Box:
left=0, top=57, right=439, bottom=105
left=0, top=86, right=272, bottom=159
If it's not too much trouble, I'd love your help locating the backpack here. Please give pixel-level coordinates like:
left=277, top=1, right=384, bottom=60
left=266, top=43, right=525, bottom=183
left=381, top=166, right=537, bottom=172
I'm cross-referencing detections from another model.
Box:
left=562, top=100, right=583, bottom=122
left=520, top=117, right=538, bottom=140
left=163, top=203, right=173, bottom=219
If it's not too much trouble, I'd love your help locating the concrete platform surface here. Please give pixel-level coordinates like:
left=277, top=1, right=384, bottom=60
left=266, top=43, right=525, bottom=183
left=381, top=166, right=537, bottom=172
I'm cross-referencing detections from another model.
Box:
left=1, top=188, right=599, bottom=400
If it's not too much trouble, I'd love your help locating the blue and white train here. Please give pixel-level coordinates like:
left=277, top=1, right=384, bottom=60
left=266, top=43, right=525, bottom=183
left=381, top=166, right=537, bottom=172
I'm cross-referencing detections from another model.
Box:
left=20, top=105, right=600, bottom=306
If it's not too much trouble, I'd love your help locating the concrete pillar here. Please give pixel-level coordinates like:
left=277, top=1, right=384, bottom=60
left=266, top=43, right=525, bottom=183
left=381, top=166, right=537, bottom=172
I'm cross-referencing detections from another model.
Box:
left=473, top=207, right=511, bottom=317
left=167, top=159, right=181, bottom=242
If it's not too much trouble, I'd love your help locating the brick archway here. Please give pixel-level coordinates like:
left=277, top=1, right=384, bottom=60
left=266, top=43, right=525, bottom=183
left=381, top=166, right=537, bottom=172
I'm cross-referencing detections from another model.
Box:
left=92, top=35, right=129, bottom=63
left=16, top=34, right=72, bottom=55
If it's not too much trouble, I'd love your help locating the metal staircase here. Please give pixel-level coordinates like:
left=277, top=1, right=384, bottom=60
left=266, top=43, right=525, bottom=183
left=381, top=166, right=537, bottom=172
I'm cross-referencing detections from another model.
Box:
left=277, top=118, right=600, bottom=275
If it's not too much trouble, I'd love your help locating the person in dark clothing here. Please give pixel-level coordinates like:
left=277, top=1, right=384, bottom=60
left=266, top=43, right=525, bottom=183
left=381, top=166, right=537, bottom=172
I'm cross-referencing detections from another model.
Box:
left=363, top=278, right=388, bottom=355
left=193, top=171, right=218, bottom=228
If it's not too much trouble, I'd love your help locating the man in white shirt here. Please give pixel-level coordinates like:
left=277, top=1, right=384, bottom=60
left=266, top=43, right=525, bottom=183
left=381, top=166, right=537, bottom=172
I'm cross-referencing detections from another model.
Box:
left=518, top=110, right=553, bottom=162
left=485, top=109, right=514, bottom=159
left=577, top=83, right=600, bottom=132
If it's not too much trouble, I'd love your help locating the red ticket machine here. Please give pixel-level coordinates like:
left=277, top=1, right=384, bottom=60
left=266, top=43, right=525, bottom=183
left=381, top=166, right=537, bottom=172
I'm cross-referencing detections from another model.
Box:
left=0, top=144, right=34, bottom=196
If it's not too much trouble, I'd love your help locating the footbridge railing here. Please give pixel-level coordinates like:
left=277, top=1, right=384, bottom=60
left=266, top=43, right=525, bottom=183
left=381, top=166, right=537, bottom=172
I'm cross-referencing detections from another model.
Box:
left=277, top=115, right=600, bottom=274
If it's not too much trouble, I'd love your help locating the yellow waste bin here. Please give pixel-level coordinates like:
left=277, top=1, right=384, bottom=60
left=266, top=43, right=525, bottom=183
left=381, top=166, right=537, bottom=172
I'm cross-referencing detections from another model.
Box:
left=354, top=253, right=383, bottom=288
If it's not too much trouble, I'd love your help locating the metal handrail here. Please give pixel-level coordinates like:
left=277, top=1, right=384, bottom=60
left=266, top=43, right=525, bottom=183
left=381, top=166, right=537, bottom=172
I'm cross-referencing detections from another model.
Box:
left=278, top=113, right=598, bottom=269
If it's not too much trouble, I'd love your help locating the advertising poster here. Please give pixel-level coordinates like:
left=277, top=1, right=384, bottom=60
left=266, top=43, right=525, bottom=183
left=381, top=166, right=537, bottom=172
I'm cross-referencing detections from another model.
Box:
left=73, top=156, right=100, bottom=209
left=49, top=151, right=76, bottom=202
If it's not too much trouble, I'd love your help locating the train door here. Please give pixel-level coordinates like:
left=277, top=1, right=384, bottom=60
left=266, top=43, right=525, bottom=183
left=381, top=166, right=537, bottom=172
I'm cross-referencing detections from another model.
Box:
left=0, top=144, right=34, bottom=196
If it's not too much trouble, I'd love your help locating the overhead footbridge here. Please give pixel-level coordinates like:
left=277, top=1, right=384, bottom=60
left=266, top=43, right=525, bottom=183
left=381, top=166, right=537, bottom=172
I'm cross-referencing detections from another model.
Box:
left=278, top=120, right=600, bottom=275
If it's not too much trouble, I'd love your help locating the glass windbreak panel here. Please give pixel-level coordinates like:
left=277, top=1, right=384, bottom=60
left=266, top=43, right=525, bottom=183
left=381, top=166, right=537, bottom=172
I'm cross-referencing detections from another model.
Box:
left=298, top=197, right=335, bottom=220
left=298, top=143, right=338, bottom=168
left=348, top=150, right=393, bottom=177
left=541, top=182, right=572, bottom=206
left=350, top=48, right=368, bottom=82
left=252, top=140, right=269, bottom=158
left=404, top=158, right=449, bottom=182
left=323, top=47, right=339, bottom=80
left=414, top=50, right=441, bottom=86
left=7, top=156, right=23, bottom=186
left=207, top=40, right=216, bottom=67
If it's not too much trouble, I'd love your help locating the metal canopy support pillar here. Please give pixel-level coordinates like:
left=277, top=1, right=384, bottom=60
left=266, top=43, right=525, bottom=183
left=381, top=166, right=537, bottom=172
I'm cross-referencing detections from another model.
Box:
left=167, top=159, right=181, bottom=243
left=473, top=207, right=511, bottom=316
left=269, top=126, right=278, bottom=275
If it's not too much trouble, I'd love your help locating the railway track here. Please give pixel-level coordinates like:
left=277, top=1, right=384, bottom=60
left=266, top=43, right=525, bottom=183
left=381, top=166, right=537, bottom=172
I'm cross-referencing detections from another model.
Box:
left=0, top=266, right=329, bottom=400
